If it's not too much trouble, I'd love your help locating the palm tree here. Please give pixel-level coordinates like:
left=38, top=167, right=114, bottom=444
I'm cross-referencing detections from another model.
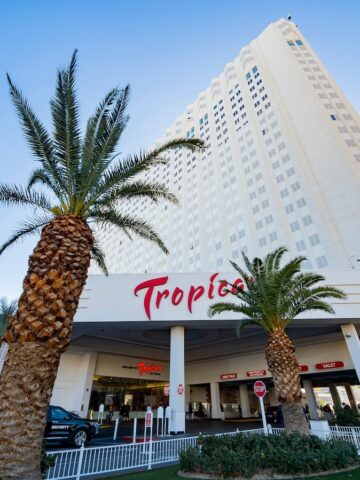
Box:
left=208, top=247, right=346, bottom=434
left=0, top=297, right=17, bottom=343
left=0, top=51, right=203, bottom=479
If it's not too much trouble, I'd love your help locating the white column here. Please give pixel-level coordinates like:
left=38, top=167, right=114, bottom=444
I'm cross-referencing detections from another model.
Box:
left=239, top=384, right=251, bottom=418
left=170, top=326, right=185, bottom=434
left=210, top=382, right=221, bottom=419
left=72, top=352, right=98, bottom=417
left=302, top=379, right=319, bottom=420
left=341, top=324, right=360, bottom=382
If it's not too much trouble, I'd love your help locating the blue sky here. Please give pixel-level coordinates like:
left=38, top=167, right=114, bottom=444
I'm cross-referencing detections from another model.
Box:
left=0, top=0, right=359, bottom=299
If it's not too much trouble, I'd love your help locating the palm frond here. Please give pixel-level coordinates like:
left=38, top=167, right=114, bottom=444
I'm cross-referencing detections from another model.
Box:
left=91, top=242, right=108, bottom=276
left=94, top=138, right=204, bottom=196
left=92, top=208, right=168, bottom=254
left=0, top=212, right=53, bottom=255
left=7, top=74, right=54, bottom=164
left=0, top=184, right=52, bottom=211
left=92, top=181, right=178, bottom=210
left=50, top=49, right=81, bottom=197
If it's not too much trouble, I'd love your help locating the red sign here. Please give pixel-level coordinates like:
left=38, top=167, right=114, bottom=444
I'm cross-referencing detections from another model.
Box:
left=220, top=373, right=238, bottom=380
left=247, top=370, right=266, bottom=377
left=315, top=361, right=344, bottom=370
left=254, top=380, right=267, bottom=398
left=177, top=384, right=184, bottom=395
left=134, top=273, right=252, bottom=320
left=137, top=362, right=163, bottom=375
left=298, top=365, right=309, bottom=372
left=145, top=412, right=152, bottom=427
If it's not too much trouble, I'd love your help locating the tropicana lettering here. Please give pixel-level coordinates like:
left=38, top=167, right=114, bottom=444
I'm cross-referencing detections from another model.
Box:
left=134, top=273, right=246, bottom=321
left=137, top=362, right=163, bottom=375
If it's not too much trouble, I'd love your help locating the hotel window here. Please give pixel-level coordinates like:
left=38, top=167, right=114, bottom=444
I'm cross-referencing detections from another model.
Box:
left=259, top=237, right=267, bottom=247
left=287, top=167, right=295, bottom=177
left=285, top=204, right=294, bottom=214
left=269, top=231, right=277, bottom=242
left=297, top=197, right=306, bottom=208
left=316, top=255, right=328, bottom=268
left=239, top=229, right=245, bottom=238
left=282, top=154, right=290, bottom=163
left=262, top=199, right=269, bottom=208
left=292, top=182, right=300, bottom=192
left=291, top=221, right=300, bottom=232
left=276, top=174, right=284, bottom=183
left=296, top=240, right=306, bottom=251
left=232, top=250, right=239, bottom=259
left=309, top=234, right=320, bottom=246
left=256, top=220, right=263, bottom=230
left=303, top=215, right=313, bottom=226
left=280, top=188, right=289, bottom=198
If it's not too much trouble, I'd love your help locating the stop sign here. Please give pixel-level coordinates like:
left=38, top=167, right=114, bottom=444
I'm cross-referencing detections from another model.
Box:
left=253, top=380, right=267, bottom=398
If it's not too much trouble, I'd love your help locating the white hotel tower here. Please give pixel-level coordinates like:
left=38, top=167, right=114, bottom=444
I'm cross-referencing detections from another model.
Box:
left=95, top=18, right=360, bottom=274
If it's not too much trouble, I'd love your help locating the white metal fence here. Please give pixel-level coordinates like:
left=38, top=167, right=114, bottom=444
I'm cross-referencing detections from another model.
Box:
left=330, top=425, right=360, bottom=450
left=46, top=434, right=199, bottom=480
left=45, top=425, right=360, bottom=480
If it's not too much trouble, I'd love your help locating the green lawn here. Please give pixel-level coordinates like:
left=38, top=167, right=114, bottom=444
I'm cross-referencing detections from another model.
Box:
left=104, top=466, right=360, bottom=479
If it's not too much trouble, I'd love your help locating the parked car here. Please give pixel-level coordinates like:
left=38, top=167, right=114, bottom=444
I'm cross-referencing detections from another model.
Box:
left=265, top=405, right=284, bottom=426
left=44, top=405, right=99, bottom=447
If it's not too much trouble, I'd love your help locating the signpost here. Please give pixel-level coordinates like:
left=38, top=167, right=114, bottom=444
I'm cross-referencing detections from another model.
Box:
left=253, top=380, right=268, bottom=434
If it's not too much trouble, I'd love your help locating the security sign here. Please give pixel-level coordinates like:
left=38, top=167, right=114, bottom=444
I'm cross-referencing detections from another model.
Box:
left=253, top=380, right=267, bottom=398
left=177, top=384, right=184, bottom=395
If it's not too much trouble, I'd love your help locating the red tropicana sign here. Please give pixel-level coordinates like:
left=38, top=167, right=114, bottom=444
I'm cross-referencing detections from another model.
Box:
left=134, top=273, right=253, bottom=320
left=254, top=380, right=267, bottom=398
left=315, top=361, right=344, bottom=370
left=137, top=362, right=163, bottom=375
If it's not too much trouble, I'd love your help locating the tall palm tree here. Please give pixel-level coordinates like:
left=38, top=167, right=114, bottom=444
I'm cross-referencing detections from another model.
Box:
left=0, top=297, right=17, bottom=343
left=208, top=247, right=346, bottom=434
left=0, top=51, right=203, bottom=480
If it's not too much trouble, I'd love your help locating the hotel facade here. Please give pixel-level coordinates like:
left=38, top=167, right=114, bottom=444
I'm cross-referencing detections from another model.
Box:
left=51, top=19, right=360, bottom=433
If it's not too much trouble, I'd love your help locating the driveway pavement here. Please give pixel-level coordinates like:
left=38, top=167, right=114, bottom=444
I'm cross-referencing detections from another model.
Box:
left=46, top=418, right=262, bottom=451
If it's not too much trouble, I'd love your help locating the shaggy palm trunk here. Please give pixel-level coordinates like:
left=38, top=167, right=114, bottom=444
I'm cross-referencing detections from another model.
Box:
left=265, top=329, right=309, bottom=435
left=0, top=215, right=93, bottom=480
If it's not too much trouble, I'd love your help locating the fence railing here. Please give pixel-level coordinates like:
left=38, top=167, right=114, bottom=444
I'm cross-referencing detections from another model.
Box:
left=46, top=434, right=200, bottom=480
left=46, top=424, right=360, bottom=480
left=329, top=425, right=360, bottom=450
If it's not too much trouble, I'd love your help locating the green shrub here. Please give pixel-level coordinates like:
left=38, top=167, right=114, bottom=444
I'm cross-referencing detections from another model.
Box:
left=41, top=444, right=56, bottom=480
left=179, top=432, right=359, bottom=478
left=334, top=406, right=360, bottom=426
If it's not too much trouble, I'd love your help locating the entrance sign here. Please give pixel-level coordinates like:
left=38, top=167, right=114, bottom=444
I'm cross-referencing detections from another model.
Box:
left=220, top=373, right=237, bottom=380
left=316, top=361, right=344, bottom=370
left=177, top=384, right=184, bottom=395
left=137, top=362, right=163, bottom=375
left=253, top=381, right=267, bottom=434
left=247, top=370, right=266, bottom=378
left=143, top=409, right=153, bottom=470
left=134, top=273, right=246, bottom=320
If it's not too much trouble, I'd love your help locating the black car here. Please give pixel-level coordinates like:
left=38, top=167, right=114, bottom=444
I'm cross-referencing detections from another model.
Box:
left=44, top=405, right=99, bottom=447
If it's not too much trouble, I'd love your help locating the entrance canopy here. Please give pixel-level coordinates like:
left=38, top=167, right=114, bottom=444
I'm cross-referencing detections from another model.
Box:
left=76, top=269, right=360, bottom=324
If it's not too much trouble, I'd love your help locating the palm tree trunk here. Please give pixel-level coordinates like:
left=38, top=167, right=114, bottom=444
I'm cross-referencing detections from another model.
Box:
left=265, top=329, right=309, bottom=434
left=0, top=215, right=93, bottom=480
